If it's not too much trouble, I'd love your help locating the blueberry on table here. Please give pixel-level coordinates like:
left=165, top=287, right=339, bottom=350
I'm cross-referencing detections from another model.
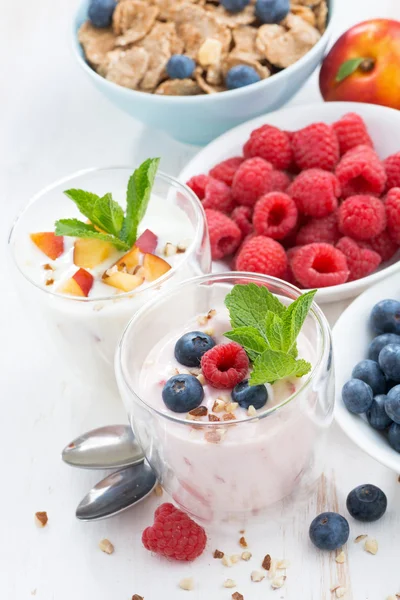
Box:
left=366, top=395, right=392, bottom=430
left=255, top=0, right=290, bottom=24
left=384, top=385, right=400, bottom=424
left=166, top=55, right=196, bottom=80
left=162, top=374, right=204, bottom=413
left=309, top=512, right=350, bottom=550
left=226, top=65, right=261, bottom=90
left=231, top=379, right=268, bottom=409
left=221, top=0, right=250, bottom=12
left=342, top=379, right=373, bottom=414
left=370, top=299, right=400, bottom=335
left=378, top=344, right=400, bottom=382
left=174, top=331, right=216, bottom=367
left=88, top=0, right=116, bottom=28
left=352, top=359, right=386, bottom=395
left=368, top=333, right=400, bottom=362
left=346, top=484, right=387, bottom=522
left=388, top=422, right=400, bottom=452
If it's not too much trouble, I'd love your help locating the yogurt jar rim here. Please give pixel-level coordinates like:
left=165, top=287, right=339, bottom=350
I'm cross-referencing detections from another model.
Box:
left=116, top=271, right=332, bottom=426
left=8, top=166, right=207, bottom=303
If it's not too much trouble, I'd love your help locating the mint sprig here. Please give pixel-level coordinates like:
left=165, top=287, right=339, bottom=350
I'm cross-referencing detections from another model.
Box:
left=55, top=158, right=160, bottom=249
left=224, top=284, right=317, bottom=385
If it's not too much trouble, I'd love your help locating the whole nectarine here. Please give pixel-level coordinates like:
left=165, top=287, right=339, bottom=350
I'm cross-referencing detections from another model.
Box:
left=319, top=19, right=400, bottom=109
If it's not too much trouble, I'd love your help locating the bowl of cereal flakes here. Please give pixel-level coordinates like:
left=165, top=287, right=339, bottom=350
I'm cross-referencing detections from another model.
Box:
left=73, top=0, right=334, bottom=144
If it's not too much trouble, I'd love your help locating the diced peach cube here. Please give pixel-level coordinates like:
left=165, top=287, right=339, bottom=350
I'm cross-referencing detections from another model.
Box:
left=60, top=268, right=94, bottom=297
left=30, top=232, right=64, bottom=260
left=74, top=238, right=114, bottom=269
left=103, top=271, right=144, bottom=292
left=143, top=253, right=171, bottom=282
left=135, top=229, right=158, bottom=254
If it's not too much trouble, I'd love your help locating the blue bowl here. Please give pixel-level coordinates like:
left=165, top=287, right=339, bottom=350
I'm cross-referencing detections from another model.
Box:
left=72, top=0, right=335, bottom=145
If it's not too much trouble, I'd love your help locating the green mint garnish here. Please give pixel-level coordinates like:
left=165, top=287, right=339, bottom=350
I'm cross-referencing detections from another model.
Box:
left=54, top=158, right=160, bottom=249
left=224, top=284, right=317, bottom=385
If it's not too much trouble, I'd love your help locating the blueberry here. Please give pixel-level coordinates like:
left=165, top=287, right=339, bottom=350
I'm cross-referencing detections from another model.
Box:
left=221, top=0, right=250, bottom=12
left=378, top=344, right=400, bottom=382
left=309, top=512, right=350, bottom=550
left=231, top=379, right=268, bottom=409
left=255, top=0, right=290, bottom=24
left=366, top=395, right=392, bottom=430
left=386, top=378, right=398, bottom=391
left=346, top=484, right=387, bottom=522
left=342, top=379, right=373, bottom=414
left=352, top=359, right=386, bottom=395
left=166, top=55, right=196, bottom=80
left=226, top=65, right=261, bottom=90
left=368, top=333, right=400, bottom=362
left=370, top=299, right=400, bottom=335
left=88, top=0, right=116, bottom=28
left=385, top=385, right=400, bottom=424
left=162, top=374, right=204, bottom=413
left=388, top=422, right=400, bottom=452
left=174, top=331, right=215, bottom=367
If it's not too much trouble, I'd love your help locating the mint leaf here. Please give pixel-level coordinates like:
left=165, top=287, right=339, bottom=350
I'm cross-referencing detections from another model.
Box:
left=292, top=358, right=312, bottom=377
left=92, top=193, right=124, bottom=237
left=264, top=312, right=285, bottom=352
left=224, top=327, right=268, bottom=362
left=335, top=57, right=367, bottom=83
left=120, top=157, right=160, bottom=247
left=249, top=349, right=312, bottom=385
left=281, top=290, right=317, bottom=354
left=64, top=188, right=100, bottom=222
left=55, top=219, right=129, bottom=251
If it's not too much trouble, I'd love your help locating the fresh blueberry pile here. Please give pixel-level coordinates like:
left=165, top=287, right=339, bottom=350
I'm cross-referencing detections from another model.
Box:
left=342, top=298, right=400, bottom=452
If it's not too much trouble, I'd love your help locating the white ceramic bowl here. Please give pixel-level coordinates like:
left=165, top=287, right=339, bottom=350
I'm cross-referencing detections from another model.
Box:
left=179, top=101, right=400, bottom=304
left=333, top=271, right=400, bottom=472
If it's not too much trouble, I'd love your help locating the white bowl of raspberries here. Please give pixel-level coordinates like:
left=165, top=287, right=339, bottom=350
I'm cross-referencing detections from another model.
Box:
left=180, top=101, right=400, bottom=303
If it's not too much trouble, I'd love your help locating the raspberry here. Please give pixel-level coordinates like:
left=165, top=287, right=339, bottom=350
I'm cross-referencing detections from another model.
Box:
left=205, top=209, right=242, bottom=260
left=209, top=156, right=244, bottom=186
left=385, top=188, right=400, bottom=244
left=291, top=243, right=349, bottom=288
left=142, top=503, right=207, bottom=561
left=333, top=112, right=373, bottom=156
left=232, top=157, right=273, bottom=207
left=335, top=145, right=387, bottom=198
left=296, top=213, right=340, bottom=246
left=336, top=237, right=381, bottom=281
left=186, top=174, right=210, bottom=200
left=243, top=124, right=292, bottom=170
left=270, top=170, right=291, bottom=192
left=231, top=205, right=253, bottom=237
left=338, top=195, right=386, bottom=241
left=361, top=230, right=399, bottom=262
left=288, top=169, right=340, bottom=217
left=291, top=123, right=339, bottom=171
left=253, top=192, right=298, bottom=239
left=201, top=342, right=249, bottom=389
left=235, top=235, right=287, bottom=278
left=383, top=152, right=400, bottom=191
left=202, top=178, right=235, bottom=213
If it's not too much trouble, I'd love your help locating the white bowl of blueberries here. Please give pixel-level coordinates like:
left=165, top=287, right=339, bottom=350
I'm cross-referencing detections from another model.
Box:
left=334, top=272, right=400, bottom=472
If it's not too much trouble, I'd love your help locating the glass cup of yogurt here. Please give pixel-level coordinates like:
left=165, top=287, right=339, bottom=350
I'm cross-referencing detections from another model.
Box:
left=9, top=166, right=211, bottom=392
left=116, top=272, right=334, bottom=523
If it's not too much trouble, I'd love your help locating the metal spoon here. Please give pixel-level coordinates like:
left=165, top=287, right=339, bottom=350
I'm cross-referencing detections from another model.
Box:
left=76, top=463, right=157, bottom=521
left=62, top=425, right=144, bottom=470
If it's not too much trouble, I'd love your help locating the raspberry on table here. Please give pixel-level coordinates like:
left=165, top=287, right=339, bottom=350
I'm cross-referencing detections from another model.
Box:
left=335, top=144, right=387, bottom=198
left=332, top=112, right=373, bottom=156
left=235, top=235, right=287, bottom=278
left=338, top=195, right=386, bottom=240
left=253, top=192, right=298, bottom=239
left=201, top=342, right=249, bottom=388
left=202, top=178, right=235, bottom=213
left=243, top=124, right=293, bottom=170
left=336, top=237, right=381, bottom=281
left=232, top=157, right=273, bottom=207
left=291, top=243, right=349, bottom=288
left=383, top=152, right=400, bottom=191
left=205, top=208, right=242, bottom=260
left=270, top=170, right=291, bottom=192
left=385, top=187, right=400, bottom=244
left=295, top=212, right=340, bottom=246
left=288, top=169, right=341, bottom=218
left=361, top=230, right=399, bottom=262
left=231, top=205, right=253, bottom=237
left=291, top=122, right=340, bottom=172
left=142, top=503, right=207, bottom=561
left=186, top=174, right=210, bottom=200
left=209, top=157, right=244, bottom=186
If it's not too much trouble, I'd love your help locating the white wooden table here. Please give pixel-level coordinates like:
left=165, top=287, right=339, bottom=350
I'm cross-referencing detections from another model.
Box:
left=1, top=1, right=400, bottom=598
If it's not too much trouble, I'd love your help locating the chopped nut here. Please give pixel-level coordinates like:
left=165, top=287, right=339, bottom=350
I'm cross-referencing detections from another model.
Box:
left=232, top=593, right=244, bottom=600
left=179, top=577, right=194, bottom=591
left=364, top=537, right=378, bottom=555
left=354, top=534, right=367, bottom=543
left=205, top=430, right=222, bottom=443
left=223, top=579, right=236, bottom=588
left=153, top=483, right=163, bottom=497
left=271, top=576, right=286, bottom=589
left=250, top=570, right=265, bottom=582
left=226, top=402, right=239, bottom=413
left=268, top=558, right=278, bottom=579
left=335, top=551, right=346, bottom=564
left=43, top=263, right=54, bottom=271
left=197, top=315, right=208, bottom=326
left=189, top=405, right=208, bottom=417
left=239, top=529, right=245, bottom=534
left=223, top=413, right=236, bottom=421
left=230, top=554, right=240, bottom=564
left=239, top=536, right=248, bottom=548
left=277, top=559, right=290, bottom=569
left=208, top=414, right=220, bottom=422
left=207, top=309, right=216, bottom=319
left=176, top=239, right=190, bottom=253
left=213, top=549, right=224, bottom=559
left=35, top=511, right=48, bottom=528
left=99, top=539, right=114, bottom=554
left=222, top=555, right=232, bottom=567
left=213, top=398, right=226, bottom=412
left=196, top=373, right=206, bottom=385
left=203, top=327, right=214, bottom=336
left=335, top=587, right=346, bottom=598
left=247, top=405, right=257, bottom=417
left=132, top=595, right=144, bottom=600
left=241, top=551, right=252, bottom=561
left=45, top=278, right=54, bottom=286
left=262, top=554, right=271, bottom=570
left=164, top=242, right=177, bottom=256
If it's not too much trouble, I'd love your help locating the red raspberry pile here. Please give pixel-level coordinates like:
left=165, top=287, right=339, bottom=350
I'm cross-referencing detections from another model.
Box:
left=187, top=112, right=400, bottom=288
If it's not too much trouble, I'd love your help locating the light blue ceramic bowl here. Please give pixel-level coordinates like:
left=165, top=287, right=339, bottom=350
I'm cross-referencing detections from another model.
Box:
left=72, top=0, right=335, bottom=145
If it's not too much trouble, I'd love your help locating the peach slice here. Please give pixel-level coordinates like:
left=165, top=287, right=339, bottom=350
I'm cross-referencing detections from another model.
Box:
left=114, top=245, right=141, bottom=273
left=143, top=253, right=171, bottom=282
left=103, top=271, right=144, bottom=292
left=136, top=229, right=158, bottom=254
left=30, top=232, right=64, bottom=260
left=60, top=268, right=94, bottom=297
left=74, top=238, right=114, bottom=269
